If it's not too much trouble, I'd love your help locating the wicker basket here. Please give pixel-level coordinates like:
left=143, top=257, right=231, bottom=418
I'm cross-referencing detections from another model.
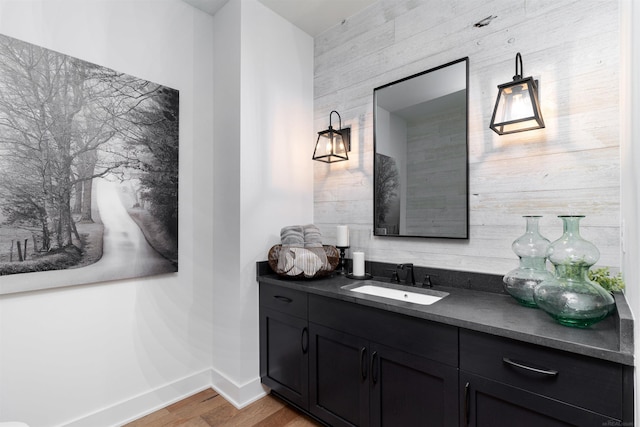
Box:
left=268, top=244, right=339, bottom=279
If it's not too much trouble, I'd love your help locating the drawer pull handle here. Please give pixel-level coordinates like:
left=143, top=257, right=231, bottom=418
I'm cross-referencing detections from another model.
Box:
left=371, top=351, right=379, bottom=384
left=301, top=327, right=308, bottom=354
left=464, top=382, right=470, bottom=426
left=503, top=357, right=558, bottom=377
left=360, top=347, right=368, bottom=380
left=273, top=295, right=293, bottom=303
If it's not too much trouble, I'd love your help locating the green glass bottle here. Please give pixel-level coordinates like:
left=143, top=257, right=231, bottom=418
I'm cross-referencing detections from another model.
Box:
left=503, top=216, right=553, bottom=307
left=533, top=216, right=614, bottom=328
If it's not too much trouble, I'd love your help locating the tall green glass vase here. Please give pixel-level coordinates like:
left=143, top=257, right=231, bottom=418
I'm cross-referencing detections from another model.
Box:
left=533, top=215, right=615, bottom=328
left=503, top=216, right=553, bottom=307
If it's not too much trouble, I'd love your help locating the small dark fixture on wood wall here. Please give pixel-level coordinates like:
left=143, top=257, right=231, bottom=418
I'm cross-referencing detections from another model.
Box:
left=474, top=15, right=497, bottom=27
left=490, top=52, right=545, bottom=135
left=313, top=110, right=351, bottom=163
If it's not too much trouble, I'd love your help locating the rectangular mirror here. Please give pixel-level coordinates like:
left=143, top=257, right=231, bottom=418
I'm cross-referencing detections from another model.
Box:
left=374, top=57, right=469, bottom=239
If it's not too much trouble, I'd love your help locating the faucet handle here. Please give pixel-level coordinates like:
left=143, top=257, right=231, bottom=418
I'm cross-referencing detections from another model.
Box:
left=422, top=273, right=438, bottom=288
left=386, top=268, right=400, bottom=283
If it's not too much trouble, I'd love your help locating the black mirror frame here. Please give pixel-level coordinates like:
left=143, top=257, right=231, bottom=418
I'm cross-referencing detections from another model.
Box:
left=373, top=57, right=469, bottom=239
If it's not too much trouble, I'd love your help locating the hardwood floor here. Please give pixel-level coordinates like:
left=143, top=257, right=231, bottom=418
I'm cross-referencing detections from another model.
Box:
left=123, top=388, right=323, bottom=426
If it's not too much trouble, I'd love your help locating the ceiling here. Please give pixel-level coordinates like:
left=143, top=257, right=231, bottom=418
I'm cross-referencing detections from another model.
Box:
left=181, top=0, right=377, bottom=37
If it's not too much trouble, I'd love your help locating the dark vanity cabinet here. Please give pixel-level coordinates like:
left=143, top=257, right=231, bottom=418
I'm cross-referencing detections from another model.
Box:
left=308, top=294, right=459, bottom=427
left=259, top=284, right=309, bottom=410
left=459, top=329, right=632, bottom=426
left=308, top=323, right=458, bottom=427
left=368, top=342, right=459, bottom=427
left=308, top=323, right=369, bottom=426
left=260, top=281, right=459, bottom=427
left=259, top=280, right=633, bottom=427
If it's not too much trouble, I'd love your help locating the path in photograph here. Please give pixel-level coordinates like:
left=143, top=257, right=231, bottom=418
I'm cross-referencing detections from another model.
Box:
left=0, top=178, right=176, bottom=293
left=0, top=33, right=179, bottom=293
left=90, top=178, right=175, bottom=279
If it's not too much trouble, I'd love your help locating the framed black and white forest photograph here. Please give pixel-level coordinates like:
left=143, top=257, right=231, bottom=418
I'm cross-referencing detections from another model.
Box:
left=374, top=153, right=400, bottom=236
left=0, top=33, right=179, bottom=294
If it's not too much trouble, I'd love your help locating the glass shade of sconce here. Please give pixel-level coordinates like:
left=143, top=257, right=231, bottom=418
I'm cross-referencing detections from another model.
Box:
left=490, top=52, right=545, bottom=135
left=312, top=110, right=351, bottom=163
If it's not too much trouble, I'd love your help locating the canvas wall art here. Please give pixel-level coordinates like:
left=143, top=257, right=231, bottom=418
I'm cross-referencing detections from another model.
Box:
left=0, top=33, right=179, bottom=295
left=374, top=153, right=400, bottom=235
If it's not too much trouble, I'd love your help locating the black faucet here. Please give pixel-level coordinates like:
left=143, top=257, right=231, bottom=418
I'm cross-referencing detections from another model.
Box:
left=396, top=264, right=416, bottom=286
left=422, top=274, right=433, bottom=288
left=386, top=268, right=400, bottom=283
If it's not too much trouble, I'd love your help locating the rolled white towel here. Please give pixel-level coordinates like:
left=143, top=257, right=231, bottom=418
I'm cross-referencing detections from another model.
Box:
left=303, top=224, right=323, bottom=248
left=281, top=225, right=304, bottom=247
left=289, top=247, right=323, bottom=278
left=279, top=247, right=302, bottom=276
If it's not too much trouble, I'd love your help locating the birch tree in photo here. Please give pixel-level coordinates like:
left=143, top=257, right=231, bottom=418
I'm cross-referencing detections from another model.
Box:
left=375, top=153, right=400, bottom=225
left=130, top=87, right=179, bottom=239
left=0, top=31, right=180, bottom=283
left=109, top=83, right=179, bottom=239
left=0, top=31, right=179, bottom=279
left=0, top=35, right=126, bottom=250
left=0, top=42, right=58, bottom=250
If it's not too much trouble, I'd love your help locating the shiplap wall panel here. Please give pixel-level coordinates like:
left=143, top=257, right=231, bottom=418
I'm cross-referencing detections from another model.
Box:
left=313, top=0, right=620, bottom=275
left=406, top=100, right=467, bottom=236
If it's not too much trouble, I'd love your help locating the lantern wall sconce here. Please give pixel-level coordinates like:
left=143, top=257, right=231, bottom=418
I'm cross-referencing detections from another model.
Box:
left=312, top=110, right=351, bottom=163
left=490, top=52, right=545, bottom=135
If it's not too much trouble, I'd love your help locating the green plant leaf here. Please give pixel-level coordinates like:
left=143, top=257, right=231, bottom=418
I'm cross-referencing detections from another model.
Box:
left=588, top=267, right=625, bottom=293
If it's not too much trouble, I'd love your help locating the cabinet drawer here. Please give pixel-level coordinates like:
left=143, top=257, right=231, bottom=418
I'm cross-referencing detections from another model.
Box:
left=260, top=282, right=307, bottom=318
left=460, top=329, right=623, bottom=419
left=309, top=294, right=457, bottom=366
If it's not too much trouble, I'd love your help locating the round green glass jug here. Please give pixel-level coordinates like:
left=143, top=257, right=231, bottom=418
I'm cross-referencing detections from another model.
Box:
left=503, top=216, right=553, bottom=307
left=533, top=216, right=614, bottom=328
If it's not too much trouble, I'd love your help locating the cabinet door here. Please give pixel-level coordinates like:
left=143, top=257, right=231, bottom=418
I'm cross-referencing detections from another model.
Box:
left=309, top=323, right=369, bottom=427
left=460, top=329, right=624, bottom=419
left=460, top=372, right=619, bottom=427
left=370, top=343, right=458, bottom=427
left=260, top=307, right=309, bottom=409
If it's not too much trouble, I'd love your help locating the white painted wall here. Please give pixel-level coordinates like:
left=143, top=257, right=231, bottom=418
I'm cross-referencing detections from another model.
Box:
left=375, top=108, right=406, bottom=234
left=314, top=0, right=621, bottom=275
left=0, top=0, right=313, bottom=424
left=212, top=0, right=313, bottom=409
left=0, top=0, right=215, bottom=425
left=0, top=0, right=312, bottom=424
left=620, top=0, right=640, bottom=421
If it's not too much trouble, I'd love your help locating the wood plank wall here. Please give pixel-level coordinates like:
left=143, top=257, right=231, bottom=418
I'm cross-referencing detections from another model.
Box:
left=313, top=0, right=620, bottom=275
left=405, top=97, right=467, bottom=237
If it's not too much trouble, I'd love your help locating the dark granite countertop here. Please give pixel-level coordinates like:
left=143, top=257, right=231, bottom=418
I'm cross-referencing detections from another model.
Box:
left=257, top=264, right=634, bottom=366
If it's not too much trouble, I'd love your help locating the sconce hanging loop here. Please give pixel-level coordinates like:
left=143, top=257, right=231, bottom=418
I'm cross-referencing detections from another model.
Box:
left=514, top=52, right=523, bottom=80
left=329, top=110, right=341, bottom=131
left=490, top=52, right=545, bottom=135
left=313, top=109, right=351, bottom=163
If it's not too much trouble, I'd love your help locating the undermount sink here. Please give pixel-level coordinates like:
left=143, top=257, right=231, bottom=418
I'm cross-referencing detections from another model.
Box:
left=342, top=280, right=448, bottom=306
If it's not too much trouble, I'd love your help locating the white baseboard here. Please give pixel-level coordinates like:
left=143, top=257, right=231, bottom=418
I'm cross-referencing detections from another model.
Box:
left=210, top=369, right=267, bottom=409
left=59, top=368, right=266, bottom=427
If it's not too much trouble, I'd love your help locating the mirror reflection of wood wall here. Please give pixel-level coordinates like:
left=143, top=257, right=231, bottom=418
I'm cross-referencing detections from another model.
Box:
left=405, top=92, right=467, bottom=237
left=374, top=58, right=468, bottom=239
